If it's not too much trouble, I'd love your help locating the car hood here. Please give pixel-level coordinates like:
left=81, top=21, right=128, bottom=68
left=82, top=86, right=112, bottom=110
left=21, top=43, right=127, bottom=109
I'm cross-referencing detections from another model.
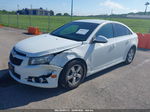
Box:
left=15, top=34, right=82, bottom=57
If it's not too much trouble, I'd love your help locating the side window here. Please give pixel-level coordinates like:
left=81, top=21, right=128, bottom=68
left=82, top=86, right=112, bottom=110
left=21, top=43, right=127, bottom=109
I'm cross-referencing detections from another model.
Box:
left=113, top=23, right=132, bottom=37
left=96, top=23, right=114, bottom=39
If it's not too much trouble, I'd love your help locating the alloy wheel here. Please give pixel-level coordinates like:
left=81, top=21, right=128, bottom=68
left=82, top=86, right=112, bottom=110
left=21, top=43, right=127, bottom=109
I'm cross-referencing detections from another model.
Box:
left=66, top=64, right=83, bottom=86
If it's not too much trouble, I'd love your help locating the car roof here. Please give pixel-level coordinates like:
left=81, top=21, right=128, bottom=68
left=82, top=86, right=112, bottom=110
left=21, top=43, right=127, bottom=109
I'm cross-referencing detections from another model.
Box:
left=74, top=19, right=111, bottom=24
left=74, top=19, right=133, bottom=33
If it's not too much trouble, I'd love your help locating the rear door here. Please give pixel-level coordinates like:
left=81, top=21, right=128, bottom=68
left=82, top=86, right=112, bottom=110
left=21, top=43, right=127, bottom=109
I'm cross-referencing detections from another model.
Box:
left=112, top=23, right=133, bottom=61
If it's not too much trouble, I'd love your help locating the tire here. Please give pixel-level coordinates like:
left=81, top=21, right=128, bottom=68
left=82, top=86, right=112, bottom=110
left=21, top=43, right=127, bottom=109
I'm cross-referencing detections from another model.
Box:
left=59, top=60, right=87, bottom=90
left=125, top=47, right=136, bottom=64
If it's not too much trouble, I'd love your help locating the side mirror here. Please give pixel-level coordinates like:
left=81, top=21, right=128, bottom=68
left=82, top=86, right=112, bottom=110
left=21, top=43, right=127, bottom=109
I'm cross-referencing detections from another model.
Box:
left=93, top=35, right=108, bottom=43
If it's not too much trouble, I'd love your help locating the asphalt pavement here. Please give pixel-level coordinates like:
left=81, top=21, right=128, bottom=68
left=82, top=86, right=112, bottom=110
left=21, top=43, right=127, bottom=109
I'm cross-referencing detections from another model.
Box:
left=0, top=27, right=150, bottom=109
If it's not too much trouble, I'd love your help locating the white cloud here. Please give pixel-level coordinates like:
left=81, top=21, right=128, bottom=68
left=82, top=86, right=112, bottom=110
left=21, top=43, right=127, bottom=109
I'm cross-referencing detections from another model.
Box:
left=100, top=0, right=139, bottom=14
left=100, top=0, right=125, bottom=10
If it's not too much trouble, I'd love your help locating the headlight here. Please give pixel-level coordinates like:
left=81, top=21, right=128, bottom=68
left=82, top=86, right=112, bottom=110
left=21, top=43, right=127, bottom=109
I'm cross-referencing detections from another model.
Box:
left=29, top=55, right=54, bottom=65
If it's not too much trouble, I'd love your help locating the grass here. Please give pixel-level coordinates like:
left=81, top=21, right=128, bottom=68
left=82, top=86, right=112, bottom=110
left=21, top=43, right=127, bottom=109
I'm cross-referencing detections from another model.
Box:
left=0, top=14, right=150, bottom=33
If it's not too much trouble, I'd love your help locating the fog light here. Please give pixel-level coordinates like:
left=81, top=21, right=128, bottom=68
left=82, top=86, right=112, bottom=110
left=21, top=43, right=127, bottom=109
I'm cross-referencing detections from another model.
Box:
left=39, top=78, right=43, bottom=83
left=28, top=77, right=33, bottom=82
left=27, top=73, right=52, bottom=83
left=34, top=77, right=41, bottom=83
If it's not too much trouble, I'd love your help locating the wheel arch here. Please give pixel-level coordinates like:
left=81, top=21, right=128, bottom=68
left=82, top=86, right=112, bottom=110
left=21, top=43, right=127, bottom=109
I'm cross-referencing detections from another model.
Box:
left=65, top=58, right=88, bottom=72
left=58, top=58, right=88, bottom=89
left=124, top=44, right=137, bottom=61
left=131, top=45, right=137, bottom=50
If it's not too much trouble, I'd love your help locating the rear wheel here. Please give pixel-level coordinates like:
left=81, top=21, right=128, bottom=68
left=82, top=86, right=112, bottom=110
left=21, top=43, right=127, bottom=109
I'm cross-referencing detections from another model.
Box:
left=125, top=47, right=136, bottom=64
left=59, top=60, right=86, bottom=89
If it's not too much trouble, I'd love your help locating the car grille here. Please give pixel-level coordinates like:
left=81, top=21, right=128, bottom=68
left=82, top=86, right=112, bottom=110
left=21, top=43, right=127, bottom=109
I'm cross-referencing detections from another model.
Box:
left=9, top=53, right=23, bottom=66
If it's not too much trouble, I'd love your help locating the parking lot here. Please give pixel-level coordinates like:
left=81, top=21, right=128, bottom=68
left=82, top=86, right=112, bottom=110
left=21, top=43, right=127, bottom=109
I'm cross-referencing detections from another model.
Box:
left=0, top=27, right=150, bottom=109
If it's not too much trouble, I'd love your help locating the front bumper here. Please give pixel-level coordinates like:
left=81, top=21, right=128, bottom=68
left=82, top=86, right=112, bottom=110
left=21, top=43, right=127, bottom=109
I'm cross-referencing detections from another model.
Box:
left=8, top=62, right=63, bottom=88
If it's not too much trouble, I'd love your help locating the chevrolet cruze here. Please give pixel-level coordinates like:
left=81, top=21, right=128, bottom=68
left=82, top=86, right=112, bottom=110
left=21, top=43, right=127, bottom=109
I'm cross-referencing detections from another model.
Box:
left=8, top=19, right=138, bottom=89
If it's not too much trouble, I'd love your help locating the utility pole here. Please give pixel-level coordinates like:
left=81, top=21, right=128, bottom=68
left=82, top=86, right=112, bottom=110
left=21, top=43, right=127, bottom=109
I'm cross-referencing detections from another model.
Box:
left=48, top=12, right=50, bottom=32
left=71, top=0, right=73, bottom=21
left=109, top=9, right=113, bottom=20
left=29, top=5, right=32, bottom=26
left=8, top=12, right=10, bottom=26
left=17, top=4, right=19, bottom=27
left=0, top=9, right=2, bottom=24
left=111, top=9, right=113, bottom=15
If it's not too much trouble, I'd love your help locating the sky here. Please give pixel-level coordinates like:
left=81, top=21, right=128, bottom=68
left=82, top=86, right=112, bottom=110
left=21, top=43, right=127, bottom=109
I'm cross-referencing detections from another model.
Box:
left=0, top=0, right=148, bottom=15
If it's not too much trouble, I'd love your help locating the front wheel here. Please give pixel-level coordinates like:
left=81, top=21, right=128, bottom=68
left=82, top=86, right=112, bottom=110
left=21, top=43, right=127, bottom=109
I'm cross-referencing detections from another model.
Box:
left=59, top=60, right=86, bottom=90
left=125, top=47, right=136, bottom=64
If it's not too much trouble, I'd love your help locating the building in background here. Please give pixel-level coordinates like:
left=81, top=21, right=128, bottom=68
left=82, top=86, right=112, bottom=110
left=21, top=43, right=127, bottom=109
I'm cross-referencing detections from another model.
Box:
left=17, top=8, right=54, bottom=16
left=127, top=15, right=150, bottom=19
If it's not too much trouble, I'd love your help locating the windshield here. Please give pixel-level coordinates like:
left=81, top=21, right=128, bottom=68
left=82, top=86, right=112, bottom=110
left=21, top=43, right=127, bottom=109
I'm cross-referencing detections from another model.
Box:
left=51, top=22, right=99, bottom=41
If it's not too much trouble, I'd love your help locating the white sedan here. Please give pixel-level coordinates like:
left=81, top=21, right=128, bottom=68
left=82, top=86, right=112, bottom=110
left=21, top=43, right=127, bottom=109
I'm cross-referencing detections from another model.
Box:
left=8, top=19, right=138, bottom=89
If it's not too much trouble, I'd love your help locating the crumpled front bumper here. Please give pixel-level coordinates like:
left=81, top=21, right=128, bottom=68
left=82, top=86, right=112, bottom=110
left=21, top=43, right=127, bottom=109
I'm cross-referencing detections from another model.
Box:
left=8, top=62, right=63, bottom=88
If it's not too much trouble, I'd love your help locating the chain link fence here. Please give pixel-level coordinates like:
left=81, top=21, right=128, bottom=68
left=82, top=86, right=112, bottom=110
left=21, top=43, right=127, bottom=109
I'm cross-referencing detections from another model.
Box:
left=0, top=13, right=150, bottom=33
left=0, top=14, right=73, bottom=32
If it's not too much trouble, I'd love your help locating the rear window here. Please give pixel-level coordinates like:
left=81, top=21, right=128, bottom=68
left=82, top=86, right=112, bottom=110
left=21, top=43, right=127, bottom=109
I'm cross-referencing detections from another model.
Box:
left=113, top=23, right=132, bottom=37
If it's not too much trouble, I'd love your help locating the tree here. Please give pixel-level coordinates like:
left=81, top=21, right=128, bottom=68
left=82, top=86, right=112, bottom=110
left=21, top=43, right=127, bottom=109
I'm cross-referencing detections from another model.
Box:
left=56, top=13, right=62, bottom=16
left=64, top=13, right=70, bottom=16
left=0, top=10, right=7, bottom=14
left=49, top=10, right=54, bottom=16
left=0, top=10, right=16, bottom=14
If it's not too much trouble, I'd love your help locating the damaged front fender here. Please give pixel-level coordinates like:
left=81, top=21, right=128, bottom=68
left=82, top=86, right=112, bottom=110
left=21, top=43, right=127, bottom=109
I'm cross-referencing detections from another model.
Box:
left=50, top=51, right=82, bottom=68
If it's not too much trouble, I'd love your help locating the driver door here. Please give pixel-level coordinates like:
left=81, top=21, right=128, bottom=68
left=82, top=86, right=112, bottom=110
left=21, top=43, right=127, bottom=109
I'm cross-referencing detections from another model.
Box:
left=91, top=23, right=116, bottom=71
